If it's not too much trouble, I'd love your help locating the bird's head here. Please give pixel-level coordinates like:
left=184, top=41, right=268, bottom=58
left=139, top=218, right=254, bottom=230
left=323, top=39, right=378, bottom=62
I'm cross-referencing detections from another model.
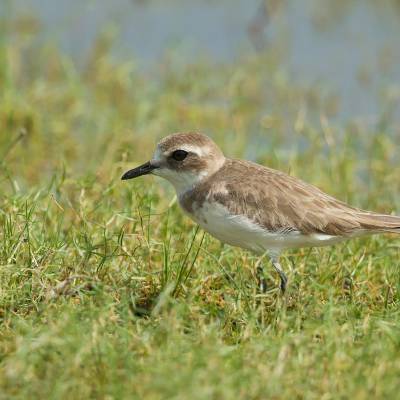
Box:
left=121, top=132, right=225, bottom=194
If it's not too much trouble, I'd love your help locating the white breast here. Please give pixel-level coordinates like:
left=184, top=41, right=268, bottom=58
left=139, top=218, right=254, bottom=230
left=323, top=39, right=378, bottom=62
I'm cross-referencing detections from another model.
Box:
left=183, top=201, right=346, bottom=255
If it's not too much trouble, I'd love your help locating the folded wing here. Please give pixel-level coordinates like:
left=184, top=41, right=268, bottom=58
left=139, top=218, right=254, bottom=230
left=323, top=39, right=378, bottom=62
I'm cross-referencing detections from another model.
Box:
left=210, top=159, right=400, bottom=236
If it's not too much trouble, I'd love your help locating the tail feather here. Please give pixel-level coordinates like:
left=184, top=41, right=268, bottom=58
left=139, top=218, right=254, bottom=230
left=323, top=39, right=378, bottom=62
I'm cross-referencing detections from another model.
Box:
left=357, top=212, right=400, bottom=233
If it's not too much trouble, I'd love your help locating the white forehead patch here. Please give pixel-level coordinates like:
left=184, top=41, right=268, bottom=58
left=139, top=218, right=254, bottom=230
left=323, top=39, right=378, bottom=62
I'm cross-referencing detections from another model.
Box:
left=152, top=146, right=163, bottom=163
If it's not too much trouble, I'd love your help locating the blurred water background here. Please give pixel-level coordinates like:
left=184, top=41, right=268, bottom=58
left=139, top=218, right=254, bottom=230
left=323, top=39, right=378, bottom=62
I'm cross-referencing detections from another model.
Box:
left=3, top=0, right=400, bottom=127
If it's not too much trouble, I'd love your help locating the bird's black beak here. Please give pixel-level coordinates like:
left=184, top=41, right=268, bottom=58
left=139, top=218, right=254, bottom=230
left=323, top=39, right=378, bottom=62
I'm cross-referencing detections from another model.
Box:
left=121, top=161, right=158, bottom=180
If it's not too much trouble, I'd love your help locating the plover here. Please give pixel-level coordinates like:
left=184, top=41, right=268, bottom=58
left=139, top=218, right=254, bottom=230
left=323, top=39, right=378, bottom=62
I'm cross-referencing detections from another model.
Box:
left=122, top=132, right=400, bottom=292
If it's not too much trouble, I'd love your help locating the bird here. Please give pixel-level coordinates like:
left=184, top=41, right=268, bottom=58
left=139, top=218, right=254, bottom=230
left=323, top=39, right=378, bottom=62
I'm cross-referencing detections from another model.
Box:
left=121, top=132, right=400, bottom=292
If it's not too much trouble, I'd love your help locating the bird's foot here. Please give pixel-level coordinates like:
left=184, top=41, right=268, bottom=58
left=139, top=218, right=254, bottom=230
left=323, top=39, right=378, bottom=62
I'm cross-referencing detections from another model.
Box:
left=256, top=266, right=268, bottom=293
left=257, top=261, right=287, bottom=294
left=272, top=262, right=287, bottom=294
left=278, top=271, right=287, bottom=293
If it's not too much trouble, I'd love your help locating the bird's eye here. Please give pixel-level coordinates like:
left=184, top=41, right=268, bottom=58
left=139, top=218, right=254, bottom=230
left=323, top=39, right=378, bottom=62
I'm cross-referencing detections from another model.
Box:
left=171, top=150, right=188, bottom=161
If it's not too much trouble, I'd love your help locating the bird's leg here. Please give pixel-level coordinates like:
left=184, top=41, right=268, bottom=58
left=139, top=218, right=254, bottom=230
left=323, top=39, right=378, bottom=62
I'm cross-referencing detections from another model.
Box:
left=256, top=264, right=268, bottom=293
left=271, top=259, right=287, bottom=293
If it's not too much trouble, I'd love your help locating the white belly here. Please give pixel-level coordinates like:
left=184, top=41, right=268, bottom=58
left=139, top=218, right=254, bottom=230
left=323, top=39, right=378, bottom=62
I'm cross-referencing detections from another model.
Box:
left=183, top=201, right=346, bottom=254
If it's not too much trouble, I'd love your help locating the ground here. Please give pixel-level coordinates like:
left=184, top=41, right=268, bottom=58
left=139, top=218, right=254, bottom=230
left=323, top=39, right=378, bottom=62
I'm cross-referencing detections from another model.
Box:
left=1, top=35, right=400, bottom=399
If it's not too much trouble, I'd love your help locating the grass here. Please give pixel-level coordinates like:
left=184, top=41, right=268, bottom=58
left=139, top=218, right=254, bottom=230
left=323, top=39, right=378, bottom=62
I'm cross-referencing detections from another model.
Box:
left=1, top=26, right=400, bottom=399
